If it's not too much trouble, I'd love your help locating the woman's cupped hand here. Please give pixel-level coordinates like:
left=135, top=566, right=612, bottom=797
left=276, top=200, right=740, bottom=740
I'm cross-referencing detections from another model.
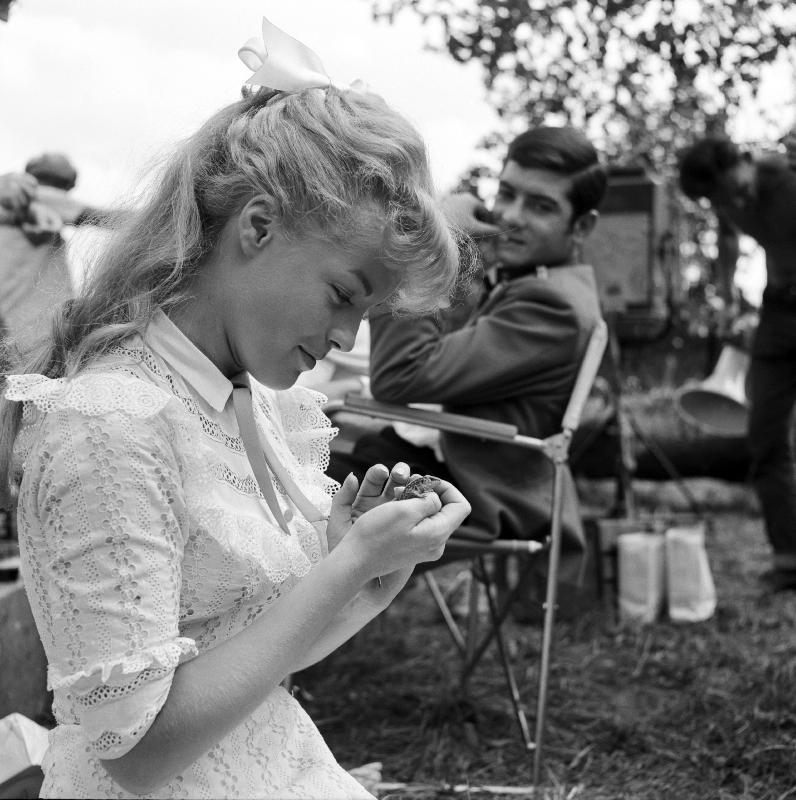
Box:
left=327, top=463, right=471, bottom=590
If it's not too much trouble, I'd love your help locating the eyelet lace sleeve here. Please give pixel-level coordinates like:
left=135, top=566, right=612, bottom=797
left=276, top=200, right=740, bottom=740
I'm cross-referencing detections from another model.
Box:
left=12, top=373, right=198, bottom=759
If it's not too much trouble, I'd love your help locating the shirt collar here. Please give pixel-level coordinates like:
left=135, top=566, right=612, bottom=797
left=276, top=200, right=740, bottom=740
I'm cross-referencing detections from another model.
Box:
left=145, top=309, right=234, bottom=412
left=495, top=262, right=587, bottom=284
left=495, top=265, right=542, bottom=283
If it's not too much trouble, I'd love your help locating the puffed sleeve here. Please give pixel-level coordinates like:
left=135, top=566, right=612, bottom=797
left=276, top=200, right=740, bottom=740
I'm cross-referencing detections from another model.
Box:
left=12, top=374, right=197, bottom=760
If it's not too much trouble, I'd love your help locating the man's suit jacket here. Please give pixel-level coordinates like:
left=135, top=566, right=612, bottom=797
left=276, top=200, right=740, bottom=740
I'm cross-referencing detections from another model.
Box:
left=369, top=264, right=602, bottom=547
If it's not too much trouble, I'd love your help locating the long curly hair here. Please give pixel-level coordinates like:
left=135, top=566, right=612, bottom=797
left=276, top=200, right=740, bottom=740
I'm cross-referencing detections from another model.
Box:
left=0, top=85, right=468, bottom=503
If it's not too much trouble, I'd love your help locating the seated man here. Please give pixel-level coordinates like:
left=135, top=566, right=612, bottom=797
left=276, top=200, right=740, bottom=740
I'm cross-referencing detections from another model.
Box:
left=328, top=126, right=607, bottom=563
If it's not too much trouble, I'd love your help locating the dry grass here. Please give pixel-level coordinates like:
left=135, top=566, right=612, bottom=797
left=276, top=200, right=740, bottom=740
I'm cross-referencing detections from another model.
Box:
left=296, top=480, right=796, bottom=800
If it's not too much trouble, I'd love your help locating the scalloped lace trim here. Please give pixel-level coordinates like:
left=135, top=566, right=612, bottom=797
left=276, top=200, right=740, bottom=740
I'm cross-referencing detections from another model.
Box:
left=191, top=505, right=322, bottom=582
left=48, top=636, right=197, bottom=691
left=158, top=397, right=325, bottom=577
left=254, top=383, right=340, bottom=503
left=6, top=372, right=172, bottom=418
left=89, top=703, right=162, bottom=755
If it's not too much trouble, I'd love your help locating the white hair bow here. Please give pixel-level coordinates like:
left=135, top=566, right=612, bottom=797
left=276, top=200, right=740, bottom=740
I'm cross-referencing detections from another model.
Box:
left=238, top=16, right=333, bottom=92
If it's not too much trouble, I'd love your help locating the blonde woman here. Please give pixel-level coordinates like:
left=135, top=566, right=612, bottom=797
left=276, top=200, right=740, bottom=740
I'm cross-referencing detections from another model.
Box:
left=0, top=22, right=471, bottom=799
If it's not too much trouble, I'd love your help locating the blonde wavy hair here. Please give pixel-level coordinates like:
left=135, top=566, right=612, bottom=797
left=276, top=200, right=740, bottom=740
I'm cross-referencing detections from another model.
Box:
left=0, top=85, right=468, bottom=503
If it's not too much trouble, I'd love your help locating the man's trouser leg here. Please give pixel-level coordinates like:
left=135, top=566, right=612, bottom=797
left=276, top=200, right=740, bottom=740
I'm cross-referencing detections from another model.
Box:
left=327, top=426, right=452, bottom=486
left=747, top=300, right=796, bottom=575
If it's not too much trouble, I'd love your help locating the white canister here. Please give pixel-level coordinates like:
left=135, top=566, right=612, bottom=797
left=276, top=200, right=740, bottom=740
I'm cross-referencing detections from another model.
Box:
left=665, top=524, right=716, bottom=622
left=617, top=531, right=666, bottom=624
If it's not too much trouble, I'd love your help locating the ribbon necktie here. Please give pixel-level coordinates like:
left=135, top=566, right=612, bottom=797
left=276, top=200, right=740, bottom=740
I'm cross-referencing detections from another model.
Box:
left=231, top=374, right=325, bottom=538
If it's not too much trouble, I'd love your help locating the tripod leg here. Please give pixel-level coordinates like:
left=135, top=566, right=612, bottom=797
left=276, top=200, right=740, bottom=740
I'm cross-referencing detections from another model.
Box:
left=605, top=314, right=638, bottom=517
left=624, top=411, right=701, bottom=513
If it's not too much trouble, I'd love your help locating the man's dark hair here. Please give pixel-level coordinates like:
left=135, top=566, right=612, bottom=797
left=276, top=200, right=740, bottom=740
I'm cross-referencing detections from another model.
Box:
left=505, top=126, right=607, bottom=219
left=677, top=136, right=742, bottom=200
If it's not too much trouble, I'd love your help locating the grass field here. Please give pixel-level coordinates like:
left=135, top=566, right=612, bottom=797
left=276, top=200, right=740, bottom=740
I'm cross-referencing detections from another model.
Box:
left=296, top=480, right=796, bottom=800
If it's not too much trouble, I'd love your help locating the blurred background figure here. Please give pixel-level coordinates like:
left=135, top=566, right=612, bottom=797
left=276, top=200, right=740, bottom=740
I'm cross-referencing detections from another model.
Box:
left=678, top=135, right=796, bottom=593
left=0, top=0, right=16, bottom=23
left=0, top=153, right=79, bottom=354
left=25, top=152, right=77, bottom=192
left=0, top=172, right=36, bottom=225
left=0, top=152, right=114, bottom=357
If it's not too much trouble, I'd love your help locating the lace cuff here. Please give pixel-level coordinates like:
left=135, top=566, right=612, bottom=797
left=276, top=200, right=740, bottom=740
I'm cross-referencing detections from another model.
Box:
left=5, top=372, right=172, bottom=418
left=59, top=638, right=198, bottom=759
left=48, top=636, right=198, bottom=691
left=74, top=666, right=178, bottom=759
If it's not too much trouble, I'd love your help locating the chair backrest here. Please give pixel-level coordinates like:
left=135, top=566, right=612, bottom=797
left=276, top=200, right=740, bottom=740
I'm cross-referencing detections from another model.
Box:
left=560, top=319, right=608, bottom=435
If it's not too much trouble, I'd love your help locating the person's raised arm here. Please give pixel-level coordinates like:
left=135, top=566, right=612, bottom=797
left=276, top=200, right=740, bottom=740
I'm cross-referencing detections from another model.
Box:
left=716, top=213, right=741, bottom=305
left=34, top=184, right=129, bottom=227
left=0, top=171, right=37, bottom=224
left=368, top=285, right=580, bottom=407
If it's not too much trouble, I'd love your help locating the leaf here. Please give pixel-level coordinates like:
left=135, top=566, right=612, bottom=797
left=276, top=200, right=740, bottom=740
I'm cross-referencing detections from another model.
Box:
left=371, top=0, right=796, bottom=171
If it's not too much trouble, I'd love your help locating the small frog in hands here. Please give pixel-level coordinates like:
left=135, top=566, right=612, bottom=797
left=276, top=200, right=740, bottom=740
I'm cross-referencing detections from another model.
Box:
left=399, top=474, right=443, bottom=501
left=327, top=466, right=467, bottom=600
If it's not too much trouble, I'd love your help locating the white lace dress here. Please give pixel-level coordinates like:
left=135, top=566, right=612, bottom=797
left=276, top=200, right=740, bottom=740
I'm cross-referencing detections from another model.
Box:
left=6, top=311, right=374, bottom=799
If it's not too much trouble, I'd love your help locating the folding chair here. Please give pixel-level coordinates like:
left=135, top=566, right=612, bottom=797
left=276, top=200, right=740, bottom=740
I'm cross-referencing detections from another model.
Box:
left=325, top=319, right=608, bottom=785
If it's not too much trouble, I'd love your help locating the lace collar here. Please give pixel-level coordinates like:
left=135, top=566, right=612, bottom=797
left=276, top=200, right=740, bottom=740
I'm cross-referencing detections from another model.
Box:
left=145, top=309, right=234, bottom=412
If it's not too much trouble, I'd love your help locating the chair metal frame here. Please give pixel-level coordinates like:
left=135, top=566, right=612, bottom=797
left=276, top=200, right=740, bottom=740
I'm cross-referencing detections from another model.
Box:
left=325, top=319, right=608, bottom=785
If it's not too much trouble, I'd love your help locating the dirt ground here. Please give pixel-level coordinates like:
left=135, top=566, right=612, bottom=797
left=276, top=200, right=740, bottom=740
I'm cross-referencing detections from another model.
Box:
left=296, top=479, right=796, bottom=800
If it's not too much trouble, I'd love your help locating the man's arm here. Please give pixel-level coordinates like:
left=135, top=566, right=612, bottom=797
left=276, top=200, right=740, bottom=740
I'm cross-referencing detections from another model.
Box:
left=369, top=284, right=581, bottom=407
left=783, top=130, right=796, bottom=172
left=715, top=214, right=741, bottom=306
left=34, top=185, right=126, bottom=227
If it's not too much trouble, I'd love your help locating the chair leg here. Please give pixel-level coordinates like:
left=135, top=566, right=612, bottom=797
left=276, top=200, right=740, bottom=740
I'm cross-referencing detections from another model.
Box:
left=533, top=463, right=566, bottom=786
left=463, top=563, right=483, bottom=687
left=423, top=572, right=467, bottom=654
left=424, top=547, right=552, bottom=782
left=462, top=555, right=535, bottom=680
left=481, top=559, right=535, bottom=755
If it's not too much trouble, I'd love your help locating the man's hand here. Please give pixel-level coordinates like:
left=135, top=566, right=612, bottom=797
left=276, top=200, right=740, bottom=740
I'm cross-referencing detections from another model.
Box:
left=0, top=172, right=37, bottom=224
left=440, top=192, right=500, bottom=239
left=440, top=193, right=501, bottom=272
left=35, top=185, right=91, bottom=225
left=21, top=200, right=64, bottom=243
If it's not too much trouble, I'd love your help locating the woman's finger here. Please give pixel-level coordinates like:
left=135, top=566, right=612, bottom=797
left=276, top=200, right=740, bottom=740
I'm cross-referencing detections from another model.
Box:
left=356, top=463, right=389, bottom=498
left=424, top=478, right=469, bottom=508
left=411, top=493, right=471, bottom=539
left=331, top=472, right=359, bottom=514
left=381, top=462, right=410, bottom=499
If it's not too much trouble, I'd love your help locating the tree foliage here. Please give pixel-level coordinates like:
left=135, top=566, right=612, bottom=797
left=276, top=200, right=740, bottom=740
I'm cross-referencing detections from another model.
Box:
left=371, top=0, right=796, bottom=170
